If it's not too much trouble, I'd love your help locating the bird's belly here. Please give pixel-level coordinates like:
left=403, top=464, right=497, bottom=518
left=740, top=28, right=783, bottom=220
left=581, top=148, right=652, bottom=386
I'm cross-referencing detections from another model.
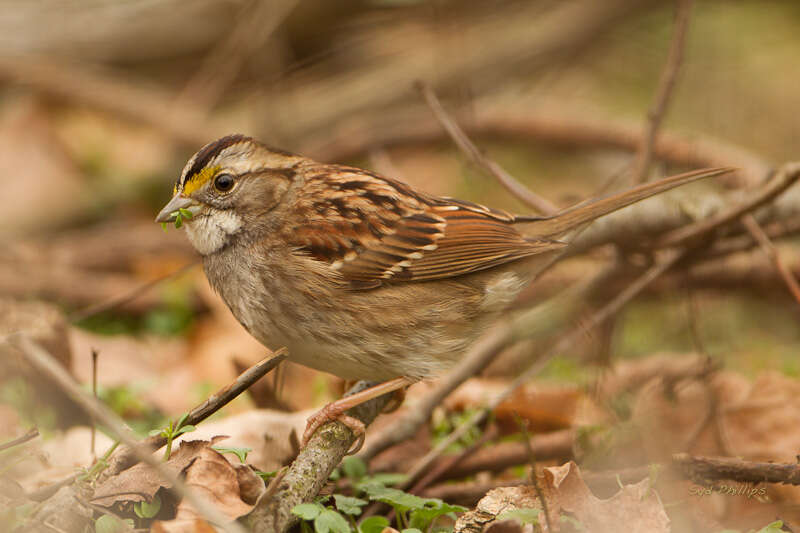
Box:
left=244, top=309, right=469, bottom=382
left=207, top=251, right=519, bottom=382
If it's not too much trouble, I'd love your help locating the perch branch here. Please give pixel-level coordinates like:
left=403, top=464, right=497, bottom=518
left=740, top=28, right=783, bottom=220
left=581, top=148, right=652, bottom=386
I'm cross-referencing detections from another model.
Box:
left=245, top=381, right=393, bottom=533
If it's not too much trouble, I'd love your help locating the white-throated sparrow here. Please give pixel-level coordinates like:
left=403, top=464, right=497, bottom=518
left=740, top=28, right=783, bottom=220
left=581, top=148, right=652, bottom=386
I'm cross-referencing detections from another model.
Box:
left=156, top=134, right=729, bottom=447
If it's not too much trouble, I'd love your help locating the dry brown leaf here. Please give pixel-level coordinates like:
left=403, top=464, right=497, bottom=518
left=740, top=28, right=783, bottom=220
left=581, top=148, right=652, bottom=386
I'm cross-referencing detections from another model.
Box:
left=173, top=409, right=309, bottom=472
left=456, top=462, right=670, bottom=533
left=722, top=371, right=800, bottom=460
left=92, top=438, right=225, bottom=507
left=446, top=379, right=582, bottom=432
left=631, top=369, right=749, bottom=460
left=150, top=440, right=264, bottom=532
left=630, top=367, right=800, bottom=528
left=718, top=371, right=800, bottom=515
left=543, top=461, right=669, bottom=533
left=94, top=436, right=262, bottom=532
left=454, top=484, right=558, bottom=533
left=173, top=443, right=257, bottom=519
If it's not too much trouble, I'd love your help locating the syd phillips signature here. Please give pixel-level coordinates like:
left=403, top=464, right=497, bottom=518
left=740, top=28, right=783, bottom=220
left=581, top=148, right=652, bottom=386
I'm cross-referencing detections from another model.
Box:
left=689, top=483, right=768, bottom=500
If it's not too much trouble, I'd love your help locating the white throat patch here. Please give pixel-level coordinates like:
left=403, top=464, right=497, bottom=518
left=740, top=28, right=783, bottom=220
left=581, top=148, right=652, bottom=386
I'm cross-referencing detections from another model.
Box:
left=184, top=210, right=243, bottom=255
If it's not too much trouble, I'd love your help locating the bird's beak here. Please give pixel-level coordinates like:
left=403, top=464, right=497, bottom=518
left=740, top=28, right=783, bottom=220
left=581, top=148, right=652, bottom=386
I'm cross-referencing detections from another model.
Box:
left=155, top=194, right=198, bottom=223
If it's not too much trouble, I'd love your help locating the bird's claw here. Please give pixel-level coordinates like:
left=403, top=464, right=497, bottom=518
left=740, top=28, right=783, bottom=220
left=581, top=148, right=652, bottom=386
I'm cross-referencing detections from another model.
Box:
left=302, top=403, right=366, bottom=455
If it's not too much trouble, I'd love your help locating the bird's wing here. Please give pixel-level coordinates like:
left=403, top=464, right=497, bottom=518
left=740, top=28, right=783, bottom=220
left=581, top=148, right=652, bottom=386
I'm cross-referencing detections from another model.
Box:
left=289, top=166, right=561, bottom=289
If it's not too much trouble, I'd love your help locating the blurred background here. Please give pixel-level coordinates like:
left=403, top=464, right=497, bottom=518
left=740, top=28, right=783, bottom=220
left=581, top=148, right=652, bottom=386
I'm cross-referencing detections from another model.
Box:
left=2, top=1, right=800, bottom=530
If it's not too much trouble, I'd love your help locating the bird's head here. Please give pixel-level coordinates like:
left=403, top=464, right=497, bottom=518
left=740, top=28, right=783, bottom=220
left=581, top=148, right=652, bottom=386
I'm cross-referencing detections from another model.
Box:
left=156, top=134, right=303, bottom=255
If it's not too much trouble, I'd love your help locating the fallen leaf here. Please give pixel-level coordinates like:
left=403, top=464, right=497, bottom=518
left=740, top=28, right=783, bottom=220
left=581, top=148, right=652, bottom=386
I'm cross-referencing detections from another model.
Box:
left=174, top=409, right=309, bottom=472
left=92, top=438, right=225, bottom=507
left=173, top=443, right=257, bottom=519
left=454, top=484, right=557, bottom=533
left=446, top=379, right=583, bottom=432
left=149, top=440, right=265, bottom=532
left=456, top=461, right=670, bottom=533
left=543, top=461, right=670, bottom=533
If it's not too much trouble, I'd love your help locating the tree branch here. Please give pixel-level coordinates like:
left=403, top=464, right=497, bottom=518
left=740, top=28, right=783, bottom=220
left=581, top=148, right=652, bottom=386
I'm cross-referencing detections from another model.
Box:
left=417, top=81, right=558, bottom=215
left=245, top=381, right=393, bottom=533
left=632, top=0, right=694, bottom=183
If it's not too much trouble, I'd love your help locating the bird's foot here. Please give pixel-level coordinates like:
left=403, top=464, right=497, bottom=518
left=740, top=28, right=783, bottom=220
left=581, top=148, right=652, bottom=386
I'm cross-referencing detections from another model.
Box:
left=302, top=403, right=366, bottom=454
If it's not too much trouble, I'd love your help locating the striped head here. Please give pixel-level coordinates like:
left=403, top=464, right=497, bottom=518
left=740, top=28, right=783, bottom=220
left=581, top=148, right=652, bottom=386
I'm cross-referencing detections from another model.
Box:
left=156, top=134, right=303, bottom=255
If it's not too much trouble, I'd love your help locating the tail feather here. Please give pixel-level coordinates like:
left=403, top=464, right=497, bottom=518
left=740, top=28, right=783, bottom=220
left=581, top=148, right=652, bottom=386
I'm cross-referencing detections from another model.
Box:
left=517, top=167, right=734, bottom=238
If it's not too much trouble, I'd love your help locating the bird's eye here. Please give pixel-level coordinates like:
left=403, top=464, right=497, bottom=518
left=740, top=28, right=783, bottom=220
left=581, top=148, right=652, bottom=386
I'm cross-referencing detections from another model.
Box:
left=214, top=173, right=235, bottom=192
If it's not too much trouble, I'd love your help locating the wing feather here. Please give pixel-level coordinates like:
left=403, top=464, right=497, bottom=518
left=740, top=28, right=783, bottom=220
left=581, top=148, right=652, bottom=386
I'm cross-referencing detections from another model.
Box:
left=288, top=165, right=561, bottom=288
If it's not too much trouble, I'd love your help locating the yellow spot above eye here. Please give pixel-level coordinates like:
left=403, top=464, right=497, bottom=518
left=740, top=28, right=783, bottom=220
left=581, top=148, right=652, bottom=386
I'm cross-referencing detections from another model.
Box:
left=182, top=165, right=221, bottom=196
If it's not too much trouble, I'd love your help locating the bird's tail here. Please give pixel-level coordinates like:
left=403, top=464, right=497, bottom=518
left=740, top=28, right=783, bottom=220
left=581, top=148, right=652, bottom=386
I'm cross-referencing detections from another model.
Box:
left=517, top=167, right=734, bottom=238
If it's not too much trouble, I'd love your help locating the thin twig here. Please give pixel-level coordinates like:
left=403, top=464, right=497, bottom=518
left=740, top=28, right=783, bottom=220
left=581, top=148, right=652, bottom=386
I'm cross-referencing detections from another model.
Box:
left=400, top=251, right=685, bottom=486
left=311, top=109, right=768, bottom=188
left=658, top=162, right=800, bottom=247
left=0, top=427, right=39, bottom=452
left=632, top=0, right=694, bottom=183
left=358, top=322, right=517, bottom=462
left=417, top=81, right=558, bottom=215
left=7, top=335, right=248, bottom=533
left=105, top=348, right=288, bottom=477
left=407, top=425, right=499, bottom=495
left=515, top=414, right=552, bottom=533
left=741, top=214, right=800, bottom=305
left=91, top=348, right=98, bottom=460
left=70, top=262, right=198, bottom=323
left=402, top=429, right=574, bottom=483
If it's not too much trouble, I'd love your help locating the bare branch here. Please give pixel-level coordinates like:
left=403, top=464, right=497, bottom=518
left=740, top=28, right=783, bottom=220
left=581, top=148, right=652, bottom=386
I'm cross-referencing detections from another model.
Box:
left=417, top=81, right=558, bottom=215
left=674, top=453, right=800, bottom=486
left=658, top=162, right=800, bottom=247
left=632, top=0, right=694, bottom=183
left=741, top=214, right=800, bottom=305
left=398, top=251, right=684, bottom=486
left=308, top=109, right=769, bottom=188
left=0, top=427, right=39, bottom=452
left=7, top=335, right=248, bottom=533
left=105, top=348, right=288, bottom=477
left=70, top=262, right=198, bottom=323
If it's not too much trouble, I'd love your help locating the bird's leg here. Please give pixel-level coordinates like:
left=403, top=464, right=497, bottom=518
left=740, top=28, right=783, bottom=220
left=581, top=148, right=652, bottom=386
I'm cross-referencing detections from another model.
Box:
left=302, top=376, right=416, bottom=453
